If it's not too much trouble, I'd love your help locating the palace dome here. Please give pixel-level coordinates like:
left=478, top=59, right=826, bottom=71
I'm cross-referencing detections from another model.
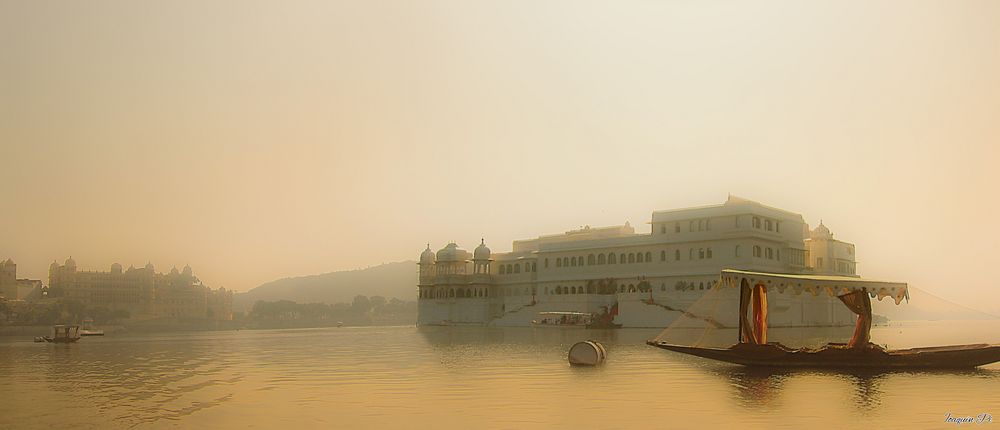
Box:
left=473, top=239, right=491, bottom=260
left=811, top=221, right=833, bottom=239
left=436, top=243, right=469, bottom=262
left=65, top=257, right=77, bottom=268
left=420, top=245, right=435, bottom=264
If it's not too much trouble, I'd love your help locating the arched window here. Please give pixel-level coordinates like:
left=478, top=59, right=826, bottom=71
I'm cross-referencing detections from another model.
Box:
left=765, top=220, right=772, bottom=231
left=645, top=252, right=652, bottom=262
left=775, top=221, right=780, bottom=233
left=500, top=265, right=506, bottom=274
left=609, top=253, right=616, bottom=264
left=620, top=253, right=626, bottom=264
left=571, top=257, right=577, bottom=267
left=698, top=248, right=705, bottom=259
left=628, top=284, right=636, bottom=293
left=660, top=250, right=666, bottom=261
left=707, top=247, right=713, bottom=259
left=598, top=254, right=606, bottom=265
left=588, top=254, right=595, bottom=265
left=636, top=253, right=643, bottom=263
left=675, top=250, right=680, bottom=261
left=753, top=246, right=762, bottom=258
left=628, top=253, right=635, bottom=263
left=531, top=262, right=537, bottom=272
left=698, top=220, right=703, bottom=231
left=562, top=257, right=569, bottom=267
left=735, top=245, right=741, bottom=257
left=514, top=264, right=521, bottom=273
left=765, top=248, right=773, bottom=259
left=556, top=258, right=562, bottom=268
left=753, top=217, right=761, bottom=229
left=675, top=223, right=681, bottom=233
left=544, top=258, right=549, bottom=268
left=571, top=286, right=576, bottom=294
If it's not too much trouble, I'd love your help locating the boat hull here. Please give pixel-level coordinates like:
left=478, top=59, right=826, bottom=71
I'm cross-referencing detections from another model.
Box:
left=647, top=341, right=1000, bottom=369
left=43, top=337, right=81, bottom=343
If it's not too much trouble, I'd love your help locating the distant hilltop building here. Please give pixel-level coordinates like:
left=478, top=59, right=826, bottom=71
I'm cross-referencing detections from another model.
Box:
left=417, top=195, right=860, bottom=327
left=48, top=258, right=233, bottom=321
left=0, top=258, right=44, bottom=301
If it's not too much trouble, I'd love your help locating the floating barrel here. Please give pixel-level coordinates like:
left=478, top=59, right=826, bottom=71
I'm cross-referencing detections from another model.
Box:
left=568, top=341, right=607, bottom=366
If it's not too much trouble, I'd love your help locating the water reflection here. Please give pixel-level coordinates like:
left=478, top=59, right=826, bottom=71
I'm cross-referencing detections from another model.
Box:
left=415, top=325, right=662, bottom=349
left=708, top=365, right=1000, bottom=411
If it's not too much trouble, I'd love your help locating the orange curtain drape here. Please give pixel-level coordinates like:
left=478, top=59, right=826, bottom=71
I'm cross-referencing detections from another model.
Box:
left=751, top=283, right=768, bottom=344
left=739, top=280, right=753, bottom=343
left=838, top=290, right=872, bottom=349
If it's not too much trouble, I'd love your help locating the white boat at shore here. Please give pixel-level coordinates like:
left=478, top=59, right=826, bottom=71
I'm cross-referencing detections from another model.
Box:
left=80, top=318, right=105, bottom=336
left=531, top=311, right=593, bottom=327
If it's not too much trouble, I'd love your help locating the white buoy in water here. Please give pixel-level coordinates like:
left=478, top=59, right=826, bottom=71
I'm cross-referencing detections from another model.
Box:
left=568, top=341, right=607, bottom=366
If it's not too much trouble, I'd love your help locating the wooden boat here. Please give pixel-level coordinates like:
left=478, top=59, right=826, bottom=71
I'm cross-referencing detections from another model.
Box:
left=648, top=270, right=1000, bottom=369
left=648, top=341, right=1000, bottom=369
left=43, top=325, right=82, bottom=343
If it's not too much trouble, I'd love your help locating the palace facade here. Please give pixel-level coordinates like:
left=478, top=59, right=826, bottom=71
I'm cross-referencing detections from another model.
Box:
left=0, top=259, right=43, bottom=301
left=48, top=258, right=233, bottom=321
left=417, top=196, right=859, bottom=328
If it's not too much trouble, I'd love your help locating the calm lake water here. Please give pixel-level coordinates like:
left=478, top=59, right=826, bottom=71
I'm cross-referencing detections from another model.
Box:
left=1, top=321, right=998, bottom=429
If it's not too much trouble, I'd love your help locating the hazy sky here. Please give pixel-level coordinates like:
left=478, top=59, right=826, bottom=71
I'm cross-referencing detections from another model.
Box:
left=2, top=1, right=998, bottom=309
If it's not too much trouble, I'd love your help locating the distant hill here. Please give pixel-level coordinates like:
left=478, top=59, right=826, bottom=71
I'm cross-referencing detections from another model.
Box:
left=234, top=261, right=417, bottom=311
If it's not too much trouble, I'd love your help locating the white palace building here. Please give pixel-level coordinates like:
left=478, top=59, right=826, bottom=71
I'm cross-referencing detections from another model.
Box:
left=417, top=196, right=859, bottom=328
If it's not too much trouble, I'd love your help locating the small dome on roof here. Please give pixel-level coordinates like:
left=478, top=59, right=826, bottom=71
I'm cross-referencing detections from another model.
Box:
left=811, top=221, right=833, bottom=239
left=170, top=266, right=179, bottom=275
left=436, top=243, right=469, bottom=262
left=2, top=258, right=14, bottom=266
left=182, top=264, right=193, bottom=276
left=145, top=262, right=155, bottom=271
left=65, top=256, right=77, bottom=267
left=50, top=261, right=59, bottom=270
left=111, top=263, right=123, bottom=273
left=420, top=244, right=435, bottom=264
left=473, top=239, right=491, bottom=260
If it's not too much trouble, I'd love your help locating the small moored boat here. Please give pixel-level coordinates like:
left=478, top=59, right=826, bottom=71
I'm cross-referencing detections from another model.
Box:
left=648, top=270, right=1000, bottom=369
left=43, top=325, right=82, bottom=343
left=532, top=311, right=592, bottom=327
left=80, top=318, right=104, bottom=336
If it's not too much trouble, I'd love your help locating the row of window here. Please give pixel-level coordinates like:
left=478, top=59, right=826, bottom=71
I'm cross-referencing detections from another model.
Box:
left=419, top=279, right=720, bottom=300
left=447, top=243, right=791, bottom=278
left=498, top=262, right=537, bottom=275
left=548, top=248, right=716, bottom=268
left=657, top=216, right=782, bottom=234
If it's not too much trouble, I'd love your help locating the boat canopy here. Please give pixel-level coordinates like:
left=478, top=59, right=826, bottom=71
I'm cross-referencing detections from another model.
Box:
left=719, top=269, right=909, bottom=305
